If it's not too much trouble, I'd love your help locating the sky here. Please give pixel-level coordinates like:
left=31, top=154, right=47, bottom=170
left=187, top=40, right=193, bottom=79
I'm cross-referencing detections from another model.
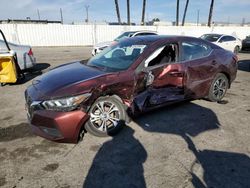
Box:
left=0, top=0, right=249, bottom=24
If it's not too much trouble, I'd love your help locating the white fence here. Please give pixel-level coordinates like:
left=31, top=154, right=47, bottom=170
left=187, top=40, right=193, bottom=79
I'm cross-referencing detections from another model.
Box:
left=0, top=23, right=249, bottom=47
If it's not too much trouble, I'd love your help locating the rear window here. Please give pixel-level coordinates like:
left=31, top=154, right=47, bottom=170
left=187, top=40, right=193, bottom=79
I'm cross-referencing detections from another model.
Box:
left=181, top=41, right=212, bottom=61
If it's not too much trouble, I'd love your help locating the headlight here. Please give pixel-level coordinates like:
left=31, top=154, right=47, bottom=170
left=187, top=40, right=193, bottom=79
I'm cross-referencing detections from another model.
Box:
left=42, top=93, right=91, bottom=111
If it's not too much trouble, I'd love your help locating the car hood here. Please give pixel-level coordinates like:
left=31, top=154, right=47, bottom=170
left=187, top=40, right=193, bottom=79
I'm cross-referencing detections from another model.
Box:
left=28, top=61, right=106, bottom=99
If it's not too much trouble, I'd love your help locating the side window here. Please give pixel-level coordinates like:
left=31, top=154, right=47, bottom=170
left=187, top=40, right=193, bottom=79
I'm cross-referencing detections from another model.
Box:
left=220, top=36, right=236, bottom=42
left=227, top=36, right=236, bottom=41
left=145, top=43, right=177, bottom=67
left=181, top=41, right=212, bottom=61
left=219, top=36, right=226, bottom=42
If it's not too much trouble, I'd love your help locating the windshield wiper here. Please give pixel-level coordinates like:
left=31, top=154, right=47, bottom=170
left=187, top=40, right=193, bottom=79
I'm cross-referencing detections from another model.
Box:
left=87, top=64, right=106, bottom=71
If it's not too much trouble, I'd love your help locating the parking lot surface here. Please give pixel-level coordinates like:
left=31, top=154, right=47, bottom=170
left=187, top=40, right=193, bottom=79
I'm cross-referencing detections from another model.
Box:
left=0, top=47, right=250, bottom=188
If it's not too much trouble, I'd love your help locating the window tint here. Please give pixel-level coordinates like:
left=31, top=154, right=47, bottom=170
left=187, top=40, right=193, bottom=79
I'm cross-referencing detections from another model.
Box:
left=145, top=43, right=177, bottom=67
left=114, top=31, right=136, bottom=41
left=201, top=34, right=222, bottom=42
left=181, top=41, right=212, bottom=61
left=135, top=32, right=157, bottom=36
left=87, top=41, right=147, bottom=71
left=220, top=36, right=236, bottom=42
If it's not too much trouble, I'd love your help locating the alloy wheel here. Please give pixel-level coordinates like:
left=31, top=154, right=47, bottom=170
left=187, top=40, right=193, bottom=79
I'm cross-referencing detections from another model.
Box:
left=213, top=77, right=227, bottom=100
left=89, top=101, right=120, bottom=132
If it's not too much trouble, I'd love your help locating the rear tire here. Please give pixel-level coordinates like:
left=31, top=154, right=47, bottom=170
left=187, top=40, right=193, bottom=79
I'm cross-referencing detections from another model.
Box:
left=208, top=73, right=229, bottom=102
left=85, top=96, right=126, bottom=137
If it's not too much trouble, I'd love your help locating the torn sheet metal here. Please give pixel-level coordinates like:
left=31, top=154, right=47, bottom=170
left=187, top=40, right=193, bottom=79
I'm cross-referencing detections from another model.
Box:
left=133, top=87, right=184, bottom=112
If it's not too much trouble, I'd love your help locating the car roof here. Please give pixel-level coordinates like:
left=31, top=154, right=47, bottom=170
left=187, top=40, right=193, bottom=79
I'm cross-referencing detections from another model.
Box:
left=123, top=30, right=157, bottom=34
left=202, top=33, right=223, bottom=37
left=203, top=33, right=236, bottom=38
left=119, top=35, right=221, bottom=50
left=122, top=35, right=200, bottom=43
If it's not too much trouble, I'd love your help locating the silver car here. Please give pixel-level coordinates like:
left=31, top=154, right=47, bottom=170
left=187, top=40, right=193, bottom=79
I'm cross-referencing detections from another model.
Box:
left=92, top=30, right=158, bottom=56
left=0, top=40, right=36, bottom=70
left=200, top=34, right=242, bottom=54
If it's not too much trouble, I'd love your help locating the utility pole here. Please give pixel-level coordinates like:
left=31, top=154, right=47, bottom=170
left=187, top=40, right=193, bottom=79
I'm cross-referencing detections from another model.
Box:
left=60, top=8, right=63, bottom=24
left=141, top=0, right=146, bottom=25
left=85, top=5, right=90, bottom=23
left=197, top=9, right=200, bottom=26
left=37, top=9, right=41, bottom=20
left=182, top=0, right=189, bottom=26
left=176, top=0, right=179, bottom=26
left=127, top=0, right=130, bottom=25
left=114, top=0, right=121, bottom=24
left=242, top=18, right=245, bottom=26
left=227, top=16, right=230, bottom=26
left=208, top=0, right=214, bottom=27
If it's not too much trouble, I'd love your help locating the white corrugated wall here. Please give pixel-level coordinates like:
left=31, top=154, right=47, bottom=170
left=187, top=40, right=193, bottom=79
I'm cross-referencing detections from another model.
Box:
left=0, top=23, right=249, bottom=46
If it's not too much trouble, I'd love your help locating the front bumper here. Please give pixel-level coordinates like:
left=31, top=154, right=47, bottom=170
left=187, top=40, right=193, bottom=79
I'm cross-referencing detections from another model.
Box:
left=29, top=110, right=89, bottom=143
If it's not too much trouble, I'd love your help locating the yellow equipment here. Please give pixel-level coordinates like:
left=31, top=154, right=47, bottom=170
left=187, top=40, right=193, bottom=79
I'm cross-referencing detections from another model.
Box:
left=0, top=29, right=24, bottom=86
left=0, top=55, right=18, bottom=83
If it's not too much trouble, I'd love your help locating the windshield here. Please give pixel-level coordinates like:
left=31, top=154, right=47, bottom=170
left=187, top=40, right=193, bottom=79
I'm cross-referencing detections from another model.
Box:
left=201, top=34, right=222, bottom=42
left=87, top=40, right=147, bottom=72
left=114, top=31, right=136, bottom=41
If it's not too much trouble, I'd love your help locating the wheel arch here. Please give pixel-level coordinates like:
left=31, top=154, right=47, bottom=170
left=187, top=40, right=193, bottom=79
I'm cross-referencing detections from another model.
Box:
left=220, top=71, right=231, bottom=88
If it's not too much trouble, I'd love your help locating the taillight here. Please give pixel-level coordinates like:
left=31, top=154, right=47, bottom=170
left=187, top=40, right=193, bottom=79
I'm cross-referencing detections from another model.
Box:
left=28, top=48, right=33, bottom=56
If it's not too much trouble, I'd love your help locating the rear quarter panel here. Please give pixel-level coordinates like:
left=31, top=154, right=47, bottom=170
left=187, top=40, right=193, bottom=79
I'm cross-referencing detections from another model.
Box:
left=214, top=49, right=237, bottom=84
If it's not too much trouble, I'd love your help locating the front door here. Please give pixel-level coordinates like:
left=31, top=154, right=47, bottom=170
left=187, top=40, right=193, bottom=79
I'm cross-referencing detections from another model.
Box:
left=133, top=43, right=186, bottom=112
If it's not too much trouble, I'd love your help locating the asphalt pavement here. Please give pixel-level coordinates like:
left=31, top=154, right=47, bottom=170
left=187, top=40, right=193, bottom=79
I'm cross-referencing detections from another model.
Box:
left=0, top=47, right=250, bottom=188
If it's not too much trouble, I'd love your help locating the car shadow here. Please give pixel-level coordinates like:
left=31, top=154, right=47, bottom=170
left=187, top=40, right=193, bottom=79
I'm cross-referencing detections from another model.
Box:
left=134, top=101, right=220, bottom=137
left=186, top=135, right=250, bottom=188
left=133, top=101, right=250, bottom=187
left=8, top=63, right=50, bottom=85
left=82, top=126, right=147, bottom=188
left=238, top=60, right=250, bottom=72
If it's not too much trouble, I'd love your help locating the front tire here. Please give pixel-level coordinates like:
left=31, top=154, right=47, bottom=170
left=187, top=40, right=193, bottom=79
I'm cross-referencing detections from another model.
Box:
left=208, top=73, right=229, bottom=102
left=85, top=96, right=126, bottom=137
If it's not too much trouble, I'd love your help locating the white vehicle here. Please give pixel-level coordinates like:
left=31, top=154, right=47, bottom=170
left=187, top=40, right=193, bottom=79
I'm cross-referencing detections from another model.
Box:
left=0, top=40, right=36, bottom=70
left=200, top=34, right=242, bottom=54
left=92, top=30, right=158, bottom=56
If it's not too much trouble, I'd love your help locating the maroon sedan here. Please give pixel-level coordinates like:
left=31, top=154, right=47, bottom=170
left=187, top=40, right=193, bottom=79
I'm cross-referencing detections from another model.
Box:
left=25, top=36, right=238, bottom=143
